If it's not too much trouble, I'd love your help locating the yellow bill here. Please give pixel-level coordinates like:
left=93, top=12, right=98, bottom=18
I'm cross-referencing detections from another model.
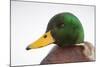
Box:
left=26, top=31, right=55, bottom=50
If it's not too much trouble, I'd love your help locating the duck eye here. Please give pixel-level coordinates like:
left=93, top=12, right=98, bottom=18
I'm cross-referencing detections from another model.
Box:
left=57, top=23, right=64, bottom=28
left=59, top=23, right=64, bottom=28
left=61, top=23, right=64, bottom=27
left=43, top=35, right=47, bottom=38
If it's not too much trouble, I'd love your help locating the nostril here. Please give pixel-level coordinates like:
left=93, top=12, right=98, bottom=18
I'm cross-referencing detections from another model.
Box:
left=43, top=35, right=47, bottom=38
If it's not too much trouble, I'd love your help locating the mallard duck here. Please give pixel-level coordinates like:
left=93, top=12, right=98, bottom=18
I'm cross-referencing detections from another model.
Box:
left=26, top=12, right=95, bottom=64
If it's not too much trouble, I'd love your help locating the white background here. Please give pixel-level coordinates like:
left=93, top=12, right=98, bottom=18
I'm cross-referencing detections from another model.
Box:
left=0, top=0, right=99, bottom=67
left=11, top=1, right=95, bottom=66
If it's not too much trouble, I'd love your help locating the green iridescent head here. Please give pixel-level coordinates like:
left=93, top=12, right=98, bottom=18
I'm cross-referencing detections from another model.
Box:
left=46, top=12, right=84, bottom=47
left=26, top=12, right=84, bottom=50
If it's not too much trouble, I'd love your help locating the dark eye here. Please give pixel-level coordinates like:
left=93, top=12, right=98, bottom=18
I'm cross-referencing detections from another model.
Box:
left=60, top=23, right=64, bottom=27
left=58, top=23, right=64, bottom=28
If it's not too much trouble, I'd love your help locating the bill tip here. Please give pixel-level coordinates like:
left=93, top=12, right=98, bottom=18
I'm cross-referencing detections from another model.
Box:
left=26, top=47, right=31, bottom=50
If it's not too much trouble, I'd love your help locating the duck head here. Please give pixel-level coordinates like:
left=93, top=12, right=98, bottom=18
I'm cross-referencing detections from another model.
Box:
left=26, top=12, right=84, bottom=50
